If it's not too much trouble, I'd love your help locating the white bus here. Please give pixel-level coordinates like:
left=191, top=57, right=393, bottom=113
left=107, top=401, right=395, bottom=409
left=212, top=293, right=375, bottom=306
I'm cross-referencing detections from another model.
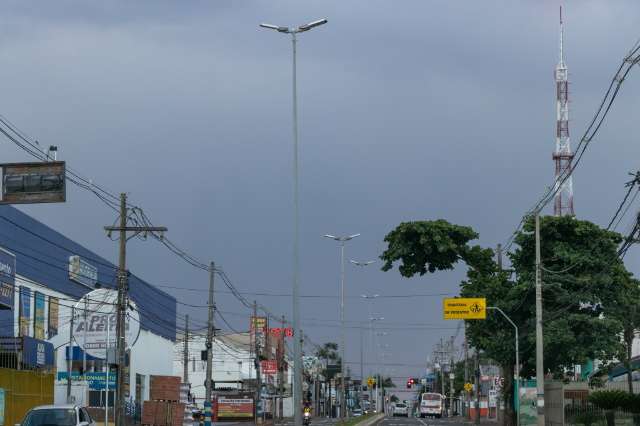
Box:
left=419, top=393, right=444, bottom=418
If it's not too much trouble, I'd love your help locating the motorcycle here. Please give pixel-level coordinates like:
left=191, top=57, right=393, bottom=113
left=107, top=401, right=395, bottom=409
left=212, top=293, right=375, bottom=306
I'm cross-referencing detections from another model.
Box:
left=303, top=411, right=311, bottom=425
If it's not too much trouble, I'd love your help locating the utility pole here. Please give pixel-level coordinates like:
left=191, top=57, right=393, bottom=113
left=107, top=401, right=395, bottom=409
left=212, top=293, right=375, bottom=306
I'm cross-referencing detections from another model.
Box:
left=475, top=351, right=480, bottom=426
left=183, top=315, right=189, bottom=384
left=496, top=243, right=503, bottom=270
left=279, top=315, right=285, bottom=420
left=535, top=214, right=545, bottom=426
left=104, top=193, right=167, bottom=426
left=254, top=302, right=262, bottom=423
left=464, top=323, right=469, bottom=419
left=205, top=262, right=215, bottom=426
left=67, top=307, right=74, bottom=402
left=449, top=336, right=455, bottom=418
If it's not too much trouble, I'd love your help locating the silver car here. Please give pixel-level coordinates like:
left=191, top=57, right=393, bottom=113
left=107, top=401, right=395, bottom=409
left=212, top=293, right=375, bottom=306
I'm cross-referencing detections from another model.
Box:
left=18, top=405, right=97, bottom=426
left=393, top=403, right=409, bottom=417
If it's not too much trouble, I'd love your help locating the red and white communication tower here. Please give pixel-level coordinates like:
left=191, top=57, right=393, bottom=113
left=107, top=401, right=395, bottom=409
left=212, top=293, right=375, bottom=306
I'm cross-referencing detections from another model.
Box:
left=553, top=6, right=574, bottom=216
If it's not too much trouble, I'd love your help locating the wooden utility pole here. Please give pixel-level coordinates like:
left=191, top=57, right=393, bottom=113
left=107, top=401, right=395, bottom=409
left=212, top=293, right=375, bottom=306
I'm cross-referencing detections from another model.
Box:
left=104, top=193, right=167, bottom=426
left=183, top=315, right=189, bottom=383
left=67, top=306, right=74, bottom=402
left=254, top=302, right=262, bottom=423
left=205, top=262, right=215, bottom=426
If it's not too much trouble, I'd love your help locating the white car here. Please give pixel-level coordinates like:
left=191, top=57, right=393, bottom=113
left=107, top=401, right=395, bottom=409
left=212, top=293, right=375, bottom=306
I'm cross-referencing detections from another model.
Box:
left=393, top=403, right=409, bottom=417
left=17, top=404, right=97, bottom=426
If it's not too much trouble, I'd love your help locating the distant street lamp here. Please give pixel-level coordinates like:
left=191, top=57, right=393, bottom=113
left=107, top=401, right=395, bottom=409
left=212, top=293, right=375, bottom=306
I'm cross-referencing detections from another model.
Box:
left=323, top=233, right=360, bottom=418
left=260, top=18, right=328, bottom=426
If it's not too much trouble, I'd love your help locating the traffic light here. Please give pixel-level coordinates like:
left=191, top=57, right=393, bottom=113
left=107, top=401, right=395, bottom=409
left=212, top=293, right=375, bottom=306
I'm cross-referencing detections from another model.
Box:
left=407, top=378, right=415, bottom=388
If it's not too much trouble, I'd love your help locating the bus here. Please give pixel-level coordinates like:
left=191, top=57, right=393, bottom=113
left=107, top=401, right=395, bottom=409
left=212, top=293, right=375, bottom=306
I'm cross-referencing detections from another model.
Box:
left=419, top=393, right=444, bottom=418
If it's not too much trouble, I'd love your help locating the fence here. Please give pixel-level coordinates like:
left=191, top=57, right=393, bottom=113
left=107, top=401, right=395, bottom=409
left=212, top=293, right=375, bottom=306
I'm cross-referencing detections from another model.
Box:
left=565, top=405, right=638, bottom=426
left=0, top=367, right=54, bottom=425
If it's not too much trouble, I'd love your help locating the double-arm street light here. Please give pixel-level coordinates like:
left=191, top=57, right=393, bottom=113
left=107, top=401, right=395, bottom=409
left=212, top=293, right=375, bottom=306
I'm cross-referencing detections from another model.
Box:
left=323, top=233, right=360, bottom=418
left=260, top=18, right=327, bottom=426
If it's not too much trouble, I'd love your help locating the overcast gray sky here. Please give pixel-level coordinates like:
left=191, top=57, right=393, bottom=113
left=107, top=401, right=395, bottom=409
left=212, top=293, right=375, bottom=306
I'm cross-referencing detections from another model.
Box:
left=1, top=0, right=640, bottom=381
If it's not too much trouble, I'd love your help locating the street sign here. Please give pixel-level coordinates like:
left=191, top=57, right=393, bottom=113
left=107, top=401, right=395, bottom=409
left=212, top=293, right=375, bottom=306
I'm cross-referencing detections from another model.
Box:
left=0, top=161, right=65, bottom=204
left=464, top=383, right=473, bottom=393
left=443, top=297, right=487, bottom=320
left=367, top=377, right=376, bottom=387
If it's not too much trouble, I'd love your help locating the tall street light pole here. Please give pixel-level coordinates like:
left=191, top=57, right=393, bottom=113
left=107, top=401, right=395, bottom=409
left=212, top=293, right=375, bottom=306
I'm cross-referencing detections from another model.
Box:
left=361, top=294, right=379, bottom=379
left=352, top=261, right=376, bottom=383
left=324, top=233, right=360, bottom=419
left=260, top=18, right=328, bottom=426
left=535, top=213, right=544, bottom=426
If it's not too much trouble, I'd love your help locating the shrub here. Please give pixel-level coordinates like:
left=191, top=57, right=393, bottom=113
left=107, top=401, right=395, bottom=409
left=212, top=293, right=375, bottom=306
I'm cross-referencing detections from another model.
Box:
left=588, top=390, right=630, bottom=410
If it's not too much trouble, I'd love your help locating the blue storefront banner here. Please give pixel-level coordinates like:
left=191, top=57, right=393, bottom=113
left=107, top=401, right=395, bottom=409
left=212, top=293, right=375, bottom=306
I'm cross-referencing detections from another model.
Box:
left=34, top=292, right=45, bottom=339
left=19, top=287, right=30, bottom=337
left=22, top=336, right=54, bottom=368
left=57, top=371, right=116, bottom=390
left=0, top=249, right=15, bottom=310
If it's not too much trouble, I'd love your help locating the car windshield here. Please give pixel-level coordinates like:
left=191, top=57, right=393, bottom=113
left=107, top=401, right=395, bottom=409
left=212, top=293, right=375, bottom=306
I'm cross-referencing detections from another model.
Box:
left=23, top=408, right=77, bottom=426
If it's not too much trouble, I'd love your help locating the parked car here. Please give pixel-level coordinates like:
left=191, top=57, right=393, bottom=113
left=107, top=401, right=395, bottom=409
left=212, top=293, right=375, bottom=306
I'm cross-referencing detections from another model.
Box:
left=17, top=404, right=97, bottom=426
left=393, top=403, right=409, bottom=417
left=352, top=408, right=363, bottom=417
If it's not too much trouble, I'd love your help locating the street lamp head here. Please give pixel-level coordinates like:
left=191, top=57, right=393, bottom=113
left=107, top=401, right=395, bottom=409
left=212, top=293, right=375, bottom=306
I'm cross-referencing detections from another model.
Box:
left=323, top=234, right=337, bottom=240
left=346, top=233, right=361, bottom=241
left=298, top=18, right=328, bottom=32
left=259, top=23, right=290, bottom=33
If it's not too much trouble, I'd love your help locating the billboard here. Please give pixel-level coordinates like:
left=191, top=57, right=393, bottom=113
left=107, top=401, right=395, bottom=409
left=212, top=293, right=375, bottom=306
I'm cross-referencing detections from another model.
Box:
left=250, top=316, right=267, bottom=355
left=217, top=398, right=254, bottom=418
left=73, top=289, right=140, bottom=359
left=261, top=360, right=277, bottom=375
left=48, top=297, right=59, bottom=337
left=68, top=255, right=98, bottom=288
left=0, top=161, right=65, bottom=204
left=33, top=292, right=45, bottom=339
left=0, top=248, right=15, bottom=310
left=19, top=286, right=31, bottom=337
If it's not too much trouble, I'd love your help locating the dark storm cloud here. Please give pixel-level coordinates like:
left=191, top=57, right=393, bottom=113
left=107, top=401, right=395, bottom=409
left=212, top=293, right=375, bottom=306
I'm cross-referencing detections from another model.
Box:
left=0, top=0, right=638, bottom=378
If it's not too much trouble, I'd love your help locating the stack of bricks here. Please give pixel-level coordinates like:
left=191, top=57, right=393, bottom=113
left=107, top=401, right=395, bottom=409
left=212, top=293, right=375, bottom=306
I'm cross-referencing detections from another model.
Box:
left=142, top=375, right=184, bottom=425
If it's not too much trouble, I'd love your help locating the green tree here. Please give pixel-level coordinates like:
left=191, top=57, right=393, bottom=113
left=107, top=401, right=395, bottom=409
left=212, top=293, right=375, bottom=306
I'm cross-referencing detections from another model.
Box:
left=380, top=217, right=630, bottom=426
left=315, top=342, right=341, bottom=379
left=606, top=276, right=640, bottom=393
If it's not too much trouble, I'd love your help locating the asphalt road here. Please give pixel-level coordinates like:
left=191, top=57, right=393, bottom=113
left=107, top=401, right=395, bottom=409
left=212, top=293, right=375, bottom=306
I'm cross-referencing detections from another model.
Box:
left=379, top=415, right=471, bottom=426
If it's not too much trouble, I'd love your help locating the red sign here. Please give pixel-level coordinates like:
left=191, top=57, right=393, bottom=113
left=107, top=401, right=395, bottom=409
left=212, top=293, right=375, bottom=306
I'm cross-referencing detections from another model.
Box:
left=269, top=327, right=293, bottom=337
left=261, top=360, right=278, bottom=375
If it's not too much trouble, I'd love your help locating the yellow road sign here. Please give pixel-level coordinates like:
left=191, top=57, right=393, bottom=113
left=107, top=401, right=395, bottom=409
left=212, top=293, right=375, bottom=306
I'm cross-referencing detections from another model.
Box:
left=443, top=297, right=487, bottom=320
left=367, top=377, right=376, bottom=387
left=464, top=383, right=473, bottom=393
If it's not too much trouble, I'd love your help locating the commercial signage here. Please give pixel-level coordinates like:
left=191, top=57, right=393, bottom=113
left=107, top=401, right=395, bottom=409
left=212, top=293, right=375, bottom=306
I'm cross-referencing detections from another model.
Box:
left=57, top=371, right=116, bottom=390
left=261, top=360, right=277, bottom=375
left=73, top=289, right=140, bottom=359
left=34, top=292, right=45, bottom=339
left=443, top=297, right=487, bottom=320
left=268, top=327, right=293, bottom=337
left=68, top=255, right=98, bottom=288
left=0, top=161, right=66, bottom=204
left=22, top=336, right=54, bottom=368
left=48, top=297, right=59, bottom=337
left=216, top=397, right=254, bottom=418
left=19, top=287, right=31, bottom=337
left=0, top=249, right=15, bottom=310
left=250, top=316, right=267, bottom=353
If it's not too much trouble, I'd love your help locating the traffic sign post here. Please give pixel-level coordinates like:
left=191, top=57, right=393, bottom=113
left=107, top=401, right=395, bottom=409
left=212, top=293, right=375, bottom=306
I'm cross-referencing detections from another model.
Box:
left=443, top=298, right=487, bottom=320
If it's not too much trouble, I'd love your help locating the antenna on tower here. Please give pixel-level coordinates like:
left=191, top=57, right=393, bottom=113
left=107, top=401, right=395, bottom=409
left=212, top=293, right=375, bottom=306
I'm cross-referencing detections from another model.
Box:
left=552, top=4, right=575, bottom=217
